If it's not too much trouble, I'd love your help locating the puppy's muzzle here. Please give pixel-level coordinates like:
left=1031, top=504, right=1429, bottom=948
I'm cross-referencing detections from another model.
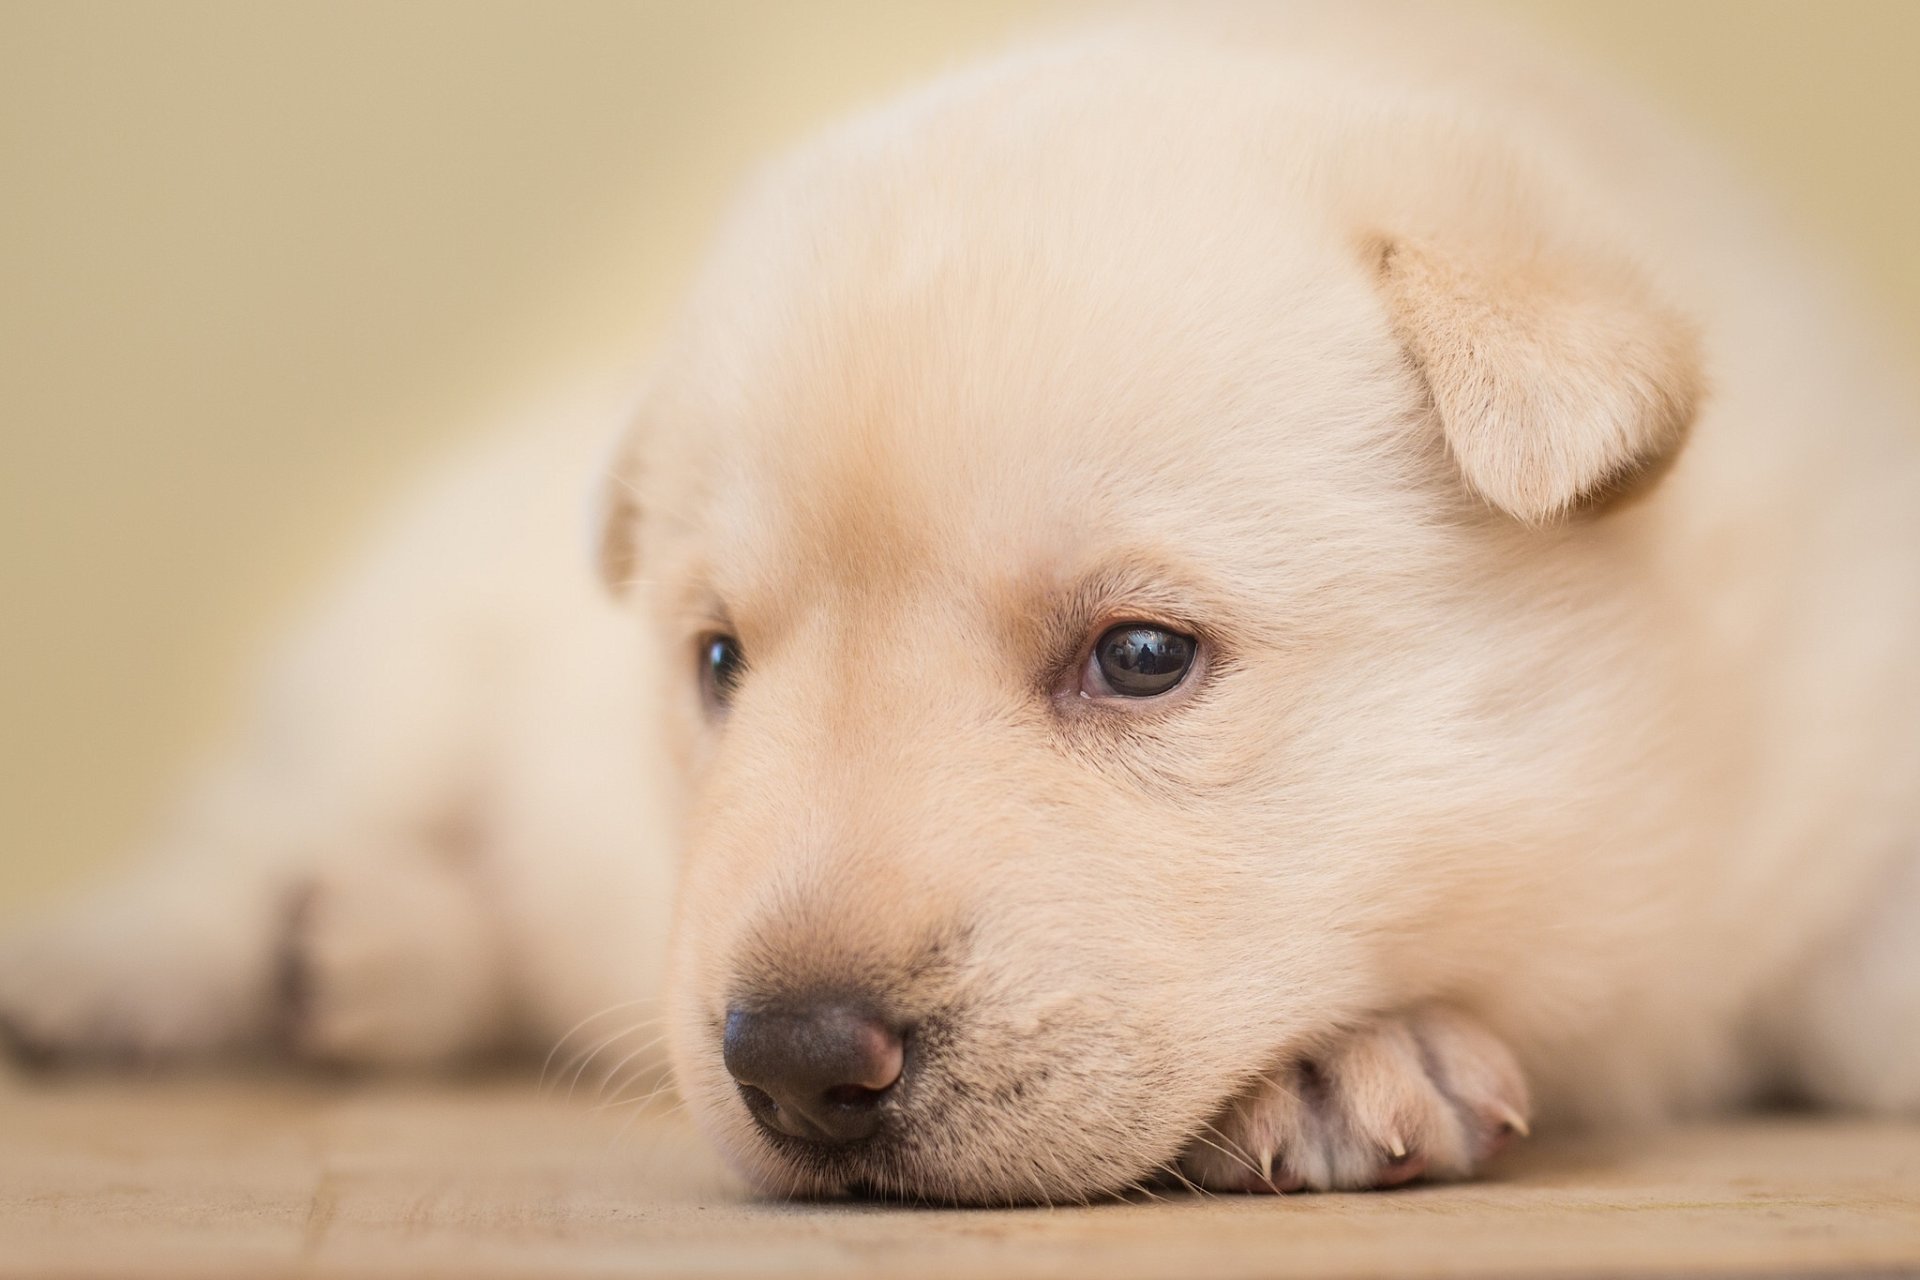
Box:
left=723, top=1001, right=906, bottom=1146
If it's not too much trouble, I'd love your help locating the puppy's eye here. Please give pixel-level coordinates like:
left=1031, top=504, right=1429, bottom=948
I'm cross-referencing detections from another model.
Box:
left=700, top=633, right=746, bottom=709
left=1087, top=624, right=1196, bottom=699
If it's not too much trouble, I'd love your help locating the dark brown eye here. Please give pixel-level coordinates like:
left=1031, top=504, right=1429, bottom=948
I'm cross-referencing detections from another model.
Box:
left=1090, top=624, right=1196, bottom=698
left=701, top=634, right=746, bottom=709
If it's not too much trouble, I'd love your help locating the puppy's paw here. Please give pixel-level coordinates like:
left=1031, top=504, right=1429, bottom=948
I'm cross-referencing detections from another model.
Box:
left=276, top=854, right=505, bottom=1070
left=1181, top=1005, right=1530, bottom=1193
left=0, top=878, right=280, bottom=1068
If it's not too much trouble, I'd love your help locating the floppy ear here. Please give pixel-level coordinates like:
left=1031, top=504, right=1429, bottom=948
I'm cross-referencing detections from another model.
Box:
left=592, top=432, right=643, bottom=596
left=1368, top=234, right=1702, bottom=522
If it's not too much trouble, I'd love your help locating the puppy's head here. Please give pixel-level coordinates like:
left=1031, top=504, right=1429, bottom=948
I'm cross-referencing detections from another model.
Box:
left=603, top=43, right=1700, bottom=1203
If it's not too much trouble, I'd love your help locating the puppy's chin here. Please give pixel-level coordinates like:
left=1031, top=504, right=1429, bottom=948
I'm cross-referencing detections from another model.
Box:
left=696, top=1103, right=847, bottom=1202
left=715, top=1129, right=1151, bottom=1207
left=680, top=1052, right=1242, bottom=1206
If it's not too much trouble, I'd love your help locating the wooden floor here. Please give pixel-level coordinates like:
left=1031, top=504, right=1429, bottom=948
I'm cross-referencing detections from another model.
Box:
left=2, top=1071, right=1916, bottom=1280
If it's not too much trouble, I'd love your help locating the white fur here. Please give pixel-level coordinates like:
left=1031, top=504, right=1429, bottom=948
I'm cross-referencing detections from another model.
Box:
left=3, top=3, right=1915, bottom=1204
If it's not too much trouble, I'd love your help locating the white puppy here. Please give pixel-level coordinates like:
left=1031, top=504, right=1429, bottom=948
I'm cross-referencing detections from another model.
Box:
left=4, top=4, right=1917, bottom=1205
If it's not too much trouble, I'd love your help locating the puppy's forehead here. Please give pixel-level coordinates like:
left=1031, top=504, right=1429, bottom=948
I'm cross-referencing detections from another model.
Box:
left=701, top=320, right=1168, bottom=610
left=657, top=75, right=1426, bottom=617
left=693, top=277, right=1406, bottom=621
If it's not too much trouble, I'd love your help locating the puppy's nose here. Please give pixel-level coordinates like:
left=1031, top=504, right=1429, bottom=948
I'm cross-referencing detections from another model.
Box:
left=723, top=1003, right=905, bottom=1145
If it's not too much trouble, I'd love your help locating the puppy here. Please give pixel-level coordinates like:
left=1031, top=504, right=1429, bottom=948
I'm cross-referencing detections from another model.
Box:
left=4, top=4, right=1917, bottom=1205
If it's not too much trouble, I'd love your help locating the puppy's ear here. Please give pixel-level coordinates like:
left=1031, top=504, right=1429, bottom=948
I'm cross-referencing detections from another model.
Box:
left=1368, top=234, right=1702, bottom=522
left=592, top=433, right=643, bottom=596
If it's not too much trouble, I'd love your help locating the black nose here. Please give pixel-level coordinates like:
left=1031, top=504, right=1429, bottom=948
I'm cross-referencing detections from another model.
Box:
left=722, top=1003, right=905, bottom=1145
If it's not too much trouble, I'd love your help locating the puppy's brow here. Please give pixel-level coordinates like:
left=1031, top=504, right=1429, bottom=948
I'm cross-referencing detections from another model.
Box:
left=656, top=566, right=729, bottom=637
left=1021, top=556, right=1228, bottom=668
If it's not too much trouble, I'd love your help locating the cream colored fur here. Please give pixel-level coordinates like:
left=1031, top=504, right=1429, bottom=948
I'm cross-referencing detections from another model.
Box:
left=3, top=3, right=1916, bottom=1205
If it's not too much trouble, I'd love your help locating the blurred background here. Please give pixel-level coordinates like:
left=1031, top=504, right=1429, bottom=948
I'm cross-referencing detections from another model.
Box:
left=1, top=1, right=1916, bottom=911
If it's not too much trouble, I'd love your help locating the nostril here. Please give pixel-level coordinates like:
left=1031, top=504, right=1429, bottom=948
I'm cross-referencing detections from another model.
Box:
left=823, top=1082, right=889, bottom=1108
left=723, top=1001, right=907, bottom=1145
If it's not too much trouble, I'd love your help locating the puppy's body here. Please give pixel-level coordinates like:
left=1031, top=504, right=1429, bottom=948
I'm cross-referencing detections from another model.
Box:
left=5, top=5, right=1917, bottom=1201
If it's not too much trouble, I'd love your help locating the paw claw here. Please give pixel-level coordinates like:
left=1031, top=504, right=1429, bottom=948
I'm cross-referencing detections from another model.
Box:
left=1375, top=1150, right=1427, bottom=1189
left=1182, top=1005, right=1529, bottom=1195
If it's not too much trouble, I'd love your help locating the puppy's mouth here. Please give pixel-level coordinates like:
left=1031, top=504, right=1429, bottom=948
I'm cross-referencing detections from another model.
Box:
left=716, top=1008, right=1238, bottom=1206
left=743, top=1090, right=1219, bottom=1207
left=723, top=1008, right=981, bottom=1202
left=705, top=933, right=1229, bottom=1204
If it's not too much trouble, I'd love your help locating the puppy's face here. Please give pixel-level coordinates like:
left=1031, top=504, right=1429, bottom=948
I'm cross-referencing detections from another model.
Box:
left=610, top=59, right=1697, bottom=1203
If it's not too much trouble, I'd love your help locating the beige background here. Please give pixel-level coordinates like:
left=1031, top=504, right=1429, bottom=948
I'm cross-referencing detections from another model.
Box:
left=2, top=1, right=1916, bottom=910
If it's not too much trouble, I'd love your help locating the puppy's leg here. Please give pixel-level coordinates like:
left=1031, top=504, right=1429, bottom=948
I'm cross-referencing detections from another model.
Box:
left=1181, top=1005, right=1530, bottom=1193
left=0, top=833, right=286, bottom=1066
left=0, top=843, right=511, bottom=1072
left=1766, top=850, right=1920, bottom=1114
left=0, top=767, right=512, bottom=1071
left=0, top=594, right=510, bottom=1072
left=1, top=418, right=649, bottom=1073
left=2, top=552, right=504, bottom=1068
left=278, top=844, right=509, bottom=1068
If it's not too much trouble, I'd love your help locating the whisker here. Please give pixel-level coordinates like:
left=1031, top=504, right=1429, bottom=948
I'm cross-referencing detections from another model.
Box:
left=1254, top=1069, right=1304, bottom=1107
left=592, top=1069, right=679, bottom=1114
left=563, top=1020, right=658, bottom=1101
left=1158, top=1159, right=1212, bottom=1199
left=1204, top=1121, right=1268, bottom=1177
left=539, top=998, right=661, bottom=1091
left=1129, top=1178, right=1167, bottom=1204
left=589, top=1033, right=671, bottom=1104
left=1189, top=1130, right=1261, bottom=1183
